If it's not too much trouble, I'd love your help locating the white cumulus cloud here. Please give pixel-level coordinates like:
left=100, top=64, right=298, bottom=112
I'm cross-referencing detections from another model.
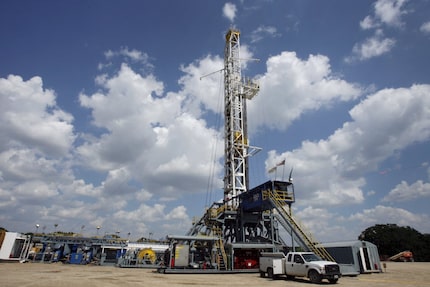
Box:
left=382, top=180, right=430, bottom=202
left=79, top=61, right=223, bottom=199
left=351, top=0, right=407, bottom=62
left=420, top=21, right=430, bottom=34
left=348, top=205, right=429, bottom=231
left=346, top=30, right=395, bottom=62
left=267, top=84, right=430, bottom=206
left=360, top=0, right=408, bottom=30
left=0, top=75, right=75, bottom=157
left=249, top=51, right=362, bottom=132
left=374, top=0, right=408, bottom=28
left=250, top=25, right=280, bottom=43
left=223, top=2, right=237, bottom=23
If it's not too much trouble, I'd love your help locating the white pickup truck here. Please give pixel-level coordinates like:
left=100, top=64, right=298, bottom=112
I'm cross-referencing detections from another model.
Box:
left=259, top=252, right=341, bottom=284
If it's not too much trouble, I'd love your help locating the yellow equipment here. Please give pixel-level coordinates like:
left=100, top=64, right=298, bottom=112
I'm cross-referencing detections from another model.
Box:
left=137, top=248, right=156, bottom=264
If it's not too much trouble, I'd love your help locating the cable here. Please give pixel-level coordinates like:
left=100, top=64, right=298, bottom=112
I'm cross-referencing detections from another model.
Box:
left=205, top=71, right=224, bottom=207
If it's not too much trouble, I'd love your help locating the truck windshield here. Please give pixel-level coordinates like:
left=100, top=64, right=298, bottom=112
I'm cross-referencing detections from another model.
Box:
left=302, top=253, right=322, bottom=262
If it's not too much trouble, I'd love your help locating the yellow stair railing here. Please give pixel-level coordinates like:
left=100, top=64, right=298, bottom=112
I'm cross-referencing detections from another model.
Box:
left=212, top=227, right=228, bottom=270
left=267, top=190, right=335, bottom=262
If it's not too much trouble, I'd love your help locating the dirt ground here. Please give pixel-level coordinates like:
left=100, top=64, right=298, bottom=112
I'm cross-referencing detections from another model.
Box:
left=1, top=261, right=429, bottom=287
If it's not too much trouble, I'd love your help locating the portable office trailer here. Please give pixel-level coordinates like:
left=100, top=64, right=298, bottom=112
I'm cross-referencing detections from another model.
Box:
left=0, top=232, right=32, bottom=261
left=319, top=240, right=381, bottom=276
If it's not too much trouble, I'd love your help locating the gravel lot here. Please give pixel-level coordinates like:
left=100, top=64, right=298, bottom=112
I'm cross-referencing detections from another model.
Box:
left=1, top=261, right=429, bottom=287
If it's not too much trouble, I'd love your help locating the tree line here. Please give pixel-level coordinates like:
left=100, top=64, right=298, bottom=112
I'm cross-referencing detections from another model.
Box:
left=359, top=224, right=430, bottom=262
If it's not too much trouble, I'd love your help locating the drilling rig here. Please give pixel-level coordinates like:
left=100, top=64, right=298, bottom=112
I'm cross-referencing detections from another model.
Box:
left=161, top=28, right=333, bottom=273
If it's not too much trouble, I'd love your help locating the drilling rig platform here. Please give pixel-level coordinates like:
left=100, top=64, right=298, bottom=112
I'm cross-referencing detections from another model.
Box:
left=158, top=28, right=334, bottom=274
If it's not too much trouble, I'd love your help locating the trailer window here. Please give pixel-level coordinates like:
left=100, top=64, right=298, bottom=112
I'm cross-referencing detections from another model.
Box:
left=325, top=247, right=354, bottom=264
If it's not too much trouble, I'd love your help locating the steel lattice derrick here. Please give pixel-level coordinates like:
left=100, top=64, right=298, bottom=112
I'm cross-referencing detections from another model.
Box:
left=223, top=29, right=259, bottom=213
left=224, top=29, right=245, bottom=210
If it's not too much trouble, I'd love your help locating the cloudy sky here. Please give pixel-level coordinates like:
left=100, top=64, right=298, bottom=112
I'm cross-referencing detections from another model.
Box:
left=1, top=0, right=429, bottom=242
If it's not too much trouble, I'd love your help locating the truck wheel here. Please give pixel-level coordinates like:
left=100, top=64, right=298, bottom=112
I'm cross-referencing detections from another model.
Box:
left=328, top=278, right=338, bottom=284
left=308, top=270, right=322, bottom=283
left=267, top=267, right=274, bottom=279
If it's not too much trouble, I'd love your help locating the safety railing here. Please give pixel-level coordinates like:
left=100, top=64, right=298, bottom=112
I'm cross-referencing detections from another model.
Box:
left=267, top=190, right=335, bottom=262
left=212, top=227, right=228, bottom=270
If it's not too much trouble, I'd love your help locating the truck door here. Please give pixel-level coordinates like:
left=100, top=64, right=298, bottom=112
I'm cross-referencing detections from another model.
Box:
left=288, top=254, right=306, bottom=276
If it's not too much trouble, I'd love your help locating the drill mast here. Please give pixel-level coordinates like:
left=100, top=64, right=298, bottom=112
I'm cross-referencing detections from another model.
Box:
left=182, top=28, right=331, bottom=271
left=223, top=29, right=259, bottom=209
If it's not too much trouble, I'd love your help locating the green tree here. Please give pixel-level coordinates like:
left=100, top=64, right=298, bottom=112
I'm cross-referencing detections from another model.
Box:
left=359, top=224, right=430, bottom=261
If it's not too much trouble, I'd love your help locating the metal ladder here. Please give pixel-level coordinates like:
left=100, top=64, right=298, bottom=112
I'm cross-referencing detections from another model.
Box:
left=213, top=227, right=228, bottom=270
left=268, top=190, right=335, bottom=262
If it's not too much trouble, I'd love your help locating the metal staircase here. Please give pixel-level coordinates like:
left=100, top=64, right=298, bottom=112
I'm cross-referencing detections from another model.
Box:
left=213, top=227, right=228, bottom=270
left=217, top=238, right=228, bottom=270
left=267, top=190, right=335, bottom=262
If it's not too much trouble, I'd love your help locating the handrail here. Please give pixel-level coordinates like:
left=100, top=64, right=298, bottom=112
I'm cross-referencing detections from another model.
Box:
left=212, top=227, right=228, bottom=270
left=267, top=190, right=335, bottom=262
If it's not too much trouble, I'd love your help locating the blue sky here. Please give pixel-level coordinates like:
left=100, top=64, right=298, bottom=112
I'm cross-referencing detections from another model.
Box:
left=1, top=0, right=430, bottom=242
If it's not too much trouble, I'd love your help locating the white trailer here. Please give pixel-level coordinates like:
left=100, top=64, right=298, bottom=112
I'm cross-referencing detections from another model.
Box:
left=0, top=232, right=32, bottom=262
